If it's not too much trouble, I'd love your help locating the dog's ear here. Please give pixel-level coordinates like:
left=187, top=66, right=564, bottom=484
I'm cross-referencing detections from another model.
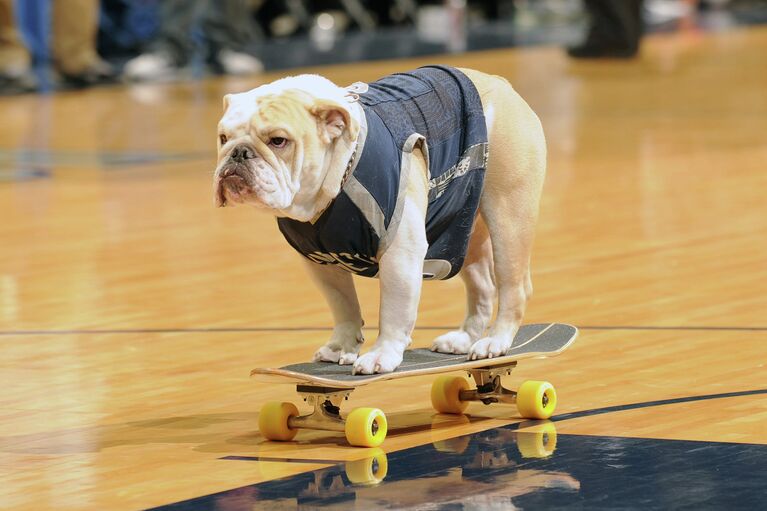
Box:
left=222, top=94, right=232, bottom=112
left=311, top=100, right=359, bottom=144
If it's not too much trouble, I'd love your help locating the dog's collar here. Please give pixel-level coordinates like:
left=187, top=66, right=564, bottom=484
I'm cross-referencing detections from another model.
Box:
left=339, top=85, right=366, bottom=189
left=308, top=136, right=359, bottom=224
left=338, top=142, right=358, bottom=190
left=308, top=101, right=366, bottom=224
left=344, top=81, right=368, bottom=103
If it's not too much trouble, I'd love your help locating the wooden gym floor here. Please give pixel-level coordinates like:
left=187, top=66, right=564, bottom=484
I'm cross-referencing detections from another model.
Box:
left=1, top=25, right=766, bottom=510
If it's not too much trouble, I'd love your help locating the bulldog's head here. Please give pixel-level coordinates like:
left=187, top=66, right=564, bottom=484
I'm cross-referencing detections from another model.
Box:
left=213, top=75, right=360, bottom=222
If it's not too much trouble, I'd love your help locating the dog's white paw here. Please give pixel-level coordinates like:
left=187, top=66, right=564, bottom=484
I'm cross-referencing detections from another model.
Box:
left=468, top=334, right=512, bottom=360
left=338, top=351, right=359, bottom=365
left=313, top=345, right=339, bottom=363
left=313, top=345, right=359, bottom=365
left=352, top=344, right=405, bottom=374
left=431, top=330, right=473, bottom=354
left=313, top=325, right=364, bottom=365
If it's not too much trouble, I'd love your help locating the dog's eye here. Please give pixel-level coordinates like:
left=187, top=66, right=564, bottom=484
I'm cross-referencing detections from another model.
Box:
left=219, top=134, right=227, bottom=145
left=269, top=137, right=288, bottom=148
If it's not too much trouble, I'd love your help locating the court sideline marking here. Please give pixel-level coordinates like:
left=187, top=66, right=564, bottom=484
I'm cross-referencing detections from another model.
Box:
left=1, top=325, right=766, bottom=336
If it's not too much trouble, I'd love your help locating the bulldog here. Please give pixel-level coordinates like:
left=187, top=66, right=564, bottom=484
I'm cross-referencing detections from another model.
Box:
left=214, top=66, right=546, bottom=375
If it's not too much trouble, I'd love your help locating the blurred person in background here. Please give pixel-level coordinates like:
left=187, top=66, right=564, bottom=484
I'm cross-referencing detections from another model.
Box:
left=123, top=0, right=262, bottom=81
left=568, top=0, right=643, bottom=58
left=0, top=0, right=34, bottom=92
left=0, top=0, right=113, bottom=93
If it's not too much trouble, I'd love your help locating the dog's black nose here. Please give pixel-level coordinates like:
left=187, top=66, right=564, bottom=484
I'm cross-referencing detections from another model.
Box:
left=230, top=144, right=255, bottom=163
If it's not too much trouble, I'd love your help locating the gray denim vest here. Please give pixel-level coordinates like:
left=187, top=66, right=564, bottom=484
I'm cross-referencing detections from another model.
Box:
left=278, top=65, right=488, bottom=280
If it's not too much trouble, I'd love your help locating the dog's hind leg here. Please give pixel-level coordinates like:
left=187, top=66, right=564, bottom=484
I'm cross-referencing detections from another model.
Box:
left=431, top=216, right=496, bottom=354
left=464, top=73, right=546, bottom=360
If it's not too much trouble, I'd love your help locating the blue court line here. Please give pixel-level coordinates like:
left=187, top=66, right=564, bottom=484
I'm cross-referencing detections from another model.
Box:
left=544, top=388, right=767, bottom=424
left=579, top=325, right=767, bottom=332
left=0, top=149, right=209, bottom=169
left=220, top=388, right=767, bottom=465
left=0, top=166, right=51, bottom=182
left=1, top=325, right=766, bottom=336
left=0, top=327, right=338, bottom=336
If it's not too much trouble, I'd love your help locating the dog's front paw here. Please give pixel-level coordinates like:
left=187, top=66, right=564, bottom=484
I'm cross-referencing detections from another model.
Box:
left=313, top=325, right=364, bottom=365
left=352, top=344, right=405, bottom=374
left=431, top=330, right=473, bottom=354
left=313, top=345, right=359, bottom=365
left=468, top=334, right=513, bottom=360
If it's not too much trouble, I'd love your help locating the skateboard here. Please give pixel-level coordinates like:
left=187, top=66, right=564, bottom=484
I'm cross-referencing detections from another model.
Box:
left=251, top=323, right=577, bottom=447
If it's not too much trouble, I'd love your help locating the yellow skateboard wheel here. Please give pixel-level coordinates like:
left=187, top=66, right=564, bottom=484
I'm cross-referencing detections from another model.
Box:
left=516, top=380, right=557, bottom=420
left=258, top=402, right=299, bottom=441
left=345, top=449, right=388, bottom=485
left=517, top=420, right=558, bottom=458
left=431, top=375, right=470, bottom=414
left=345, top=408, right=387, bottom=447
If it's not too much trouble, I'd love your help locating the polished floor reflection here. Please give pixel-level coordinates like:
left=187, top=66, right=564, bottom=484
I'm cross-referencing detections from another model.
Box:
left=151, top=422, right=767, bottom=510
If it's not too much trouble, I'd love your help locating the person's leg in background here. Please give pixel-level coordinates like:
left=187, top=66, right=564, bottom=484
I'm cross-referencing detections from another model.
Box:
left=0, top=0, right=36, bottom=92
left=51, top=0, right=114, bottom=85
left=123, top=0, right=262, bottom=80
left=568, top=0, right=643, bottom=58
left=202, top=0, right=262, bottom=75
left=122, top=0, right=204, bottom=81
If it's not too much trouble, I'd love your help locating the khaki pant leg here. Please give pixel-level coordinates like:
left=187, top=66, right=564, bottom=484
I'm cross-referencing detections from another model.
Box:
left=0, top=0, right=30, bottom=72
left=51, top=0, right=100, bottom=74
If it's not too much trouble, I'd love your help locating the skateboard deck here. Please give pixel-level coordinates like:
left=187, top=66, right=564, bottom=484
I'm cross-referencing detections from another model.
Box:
left=251, top=323, right=577, bottom=388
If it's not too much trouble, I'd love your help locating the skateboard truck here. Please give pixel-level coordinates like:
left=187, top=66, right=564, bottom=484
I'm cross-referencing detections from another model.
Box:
left=461, top=363, right=519, bottom=405
left=289, top=363, right=523, bottom=433
left=259, top=385, right=389, bottom=447
left=292, top=386, right=352, bottom=433
left=430, top=361, right=557, bottom=423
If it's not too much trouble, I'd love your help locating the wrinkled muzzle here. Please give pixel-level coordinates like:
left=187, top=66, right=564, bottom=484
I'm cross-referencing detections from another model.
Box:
left=216, top=165, right=251, bottom=206
left=214, top=143, right=282, bottom=208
